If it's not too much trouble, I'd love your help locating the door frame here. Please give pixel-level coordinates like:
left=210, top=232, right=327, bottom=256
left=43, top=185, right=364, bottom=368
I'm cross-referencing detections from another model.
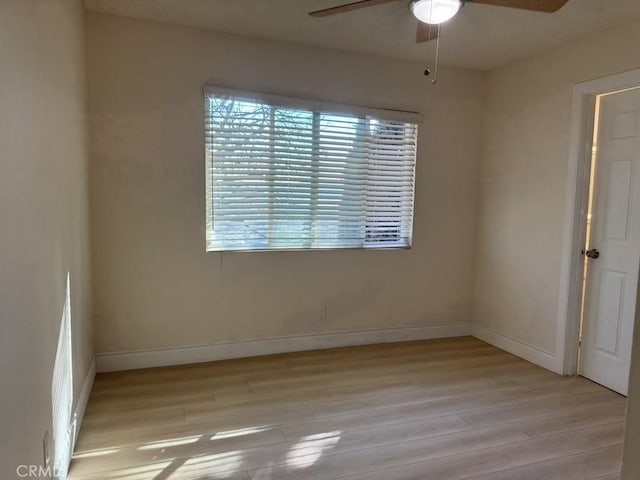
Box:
left=557, top=68, right=640, bottom=376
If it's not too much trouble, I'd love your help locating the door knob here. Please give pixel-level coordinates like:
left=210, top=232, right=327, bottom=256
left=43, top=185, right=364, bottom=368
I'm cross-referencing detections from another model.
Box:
left=585, top=248, right=600, bottom=259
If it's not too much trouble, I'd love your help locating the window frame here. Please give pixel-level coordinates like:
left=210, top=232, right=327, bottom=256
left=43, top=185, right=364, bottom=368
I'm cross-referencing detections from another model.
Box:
left=204, top=86, right=422, bottom=253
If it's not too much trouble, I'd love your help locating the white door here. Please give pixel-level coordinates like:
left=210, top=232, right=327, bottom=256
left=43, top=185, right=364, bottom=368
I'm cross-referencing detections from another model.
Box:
left=580, top=87, right=640, bottom=395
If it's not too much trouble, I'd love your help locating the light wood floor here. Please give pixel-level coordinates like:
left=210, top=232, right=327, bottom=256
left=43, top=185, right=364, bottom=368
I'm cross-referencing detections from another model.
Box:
left=69, top=337, right=625, bottom=480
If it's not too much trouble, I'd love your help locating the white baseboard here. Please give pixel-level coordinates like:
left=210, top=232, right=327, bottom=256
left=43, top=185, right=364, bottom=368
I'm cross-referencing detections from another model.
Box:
left=72, top=356, right=95, bottom=450
left=472, top=325, right=559, bottom=373
left=96, top=324, right=471, bottom=372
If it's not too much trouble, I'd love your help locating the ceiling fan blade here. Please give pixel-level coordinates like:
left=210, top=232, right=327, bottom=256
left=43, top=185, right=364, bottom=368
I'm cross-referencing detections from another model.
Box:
left=309, top=0, right=400, bottom=17
left=468, top=0, right=569, bottom=12
left=416, top=22, right=439, bottom=43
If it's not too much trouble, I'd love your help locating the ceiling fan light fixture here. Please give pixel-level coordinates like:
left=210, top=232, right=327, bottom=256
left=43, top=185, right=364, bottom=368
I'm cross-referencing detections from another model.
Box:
left=411, top=0, right=462, bottom=25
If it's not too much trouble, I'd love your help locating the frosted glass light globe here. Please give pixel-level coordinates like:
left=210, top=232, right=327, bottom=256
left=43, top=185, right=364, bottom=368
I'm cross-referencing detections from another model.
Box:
left=411, top=0, right=462, bottom=24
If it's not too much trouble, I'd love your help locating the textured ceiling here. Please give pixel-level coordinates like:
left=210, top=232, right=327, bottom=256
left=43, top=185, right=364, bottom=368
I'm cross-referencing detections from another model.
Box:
left=84, top=0, right=640, bottom=71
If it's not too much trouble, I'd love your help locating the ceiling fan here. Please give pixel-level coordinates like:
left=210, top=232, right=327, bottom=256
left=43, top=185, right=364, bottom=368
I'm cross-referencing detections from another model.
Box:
left=309, top=0, right=570, bottom=43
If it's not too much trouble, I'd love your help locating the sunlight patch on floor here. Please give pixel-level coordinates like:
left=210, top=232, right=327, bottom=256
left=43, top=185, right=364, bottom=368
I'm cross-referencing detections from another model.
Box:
left=137, top=435, right=202, bottom=450
left=180, top=450, right=245, bottom=478
left=211, top=426, right=270, bottom=440
left=73, top=448, right=122, bottom=459
left=285, top=431, right=341, bottom=469
left=87, top=460, right=173, bottom=479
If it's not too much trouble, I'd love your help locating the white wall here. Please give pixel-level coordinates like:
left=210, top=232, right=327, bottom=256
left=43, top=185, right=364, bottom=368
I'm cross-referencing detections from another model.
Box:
left=0, top=0, right=92, bottom=477
left=473, top=21, right=640, bottom=371
left=85, top=13, right=485, bottom=361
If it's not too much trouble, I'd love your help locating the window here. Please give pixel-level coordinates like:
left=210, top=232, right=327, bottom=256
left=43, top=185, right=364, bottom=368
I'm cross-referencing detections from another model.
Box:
left=204, top=87, right=419, bottom=252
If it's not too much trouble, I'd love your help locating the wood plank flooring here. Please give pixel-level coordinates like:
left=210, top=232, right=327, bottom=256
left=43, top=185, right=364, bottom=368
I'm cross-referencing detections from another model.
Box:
left=69, top=337, right=625, bottom=480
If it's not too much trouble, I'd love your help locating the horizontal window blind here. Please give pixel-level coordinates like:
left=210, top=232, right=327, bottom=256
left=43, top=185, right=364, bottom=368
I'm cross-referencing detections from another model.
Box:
left=204, top=88, right=418, bottom=251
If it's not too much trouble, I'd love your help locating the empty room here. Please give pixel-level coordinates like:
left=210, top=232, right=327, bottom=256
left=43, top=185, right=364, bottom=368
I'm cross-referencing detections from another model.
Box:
left=3, top=0, right=640, bottom=479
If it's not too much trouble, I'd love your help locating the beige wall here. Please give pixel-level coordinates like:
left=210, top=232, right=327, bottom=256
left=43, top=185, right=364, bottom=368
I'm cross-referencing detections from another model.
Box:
left=473, top=21, right=640, bottom=367
left=623, top=268, right=640, bottom=479
left=86, top=13, right=485, bottom=355
left=0, top=0, right=92, bottom=477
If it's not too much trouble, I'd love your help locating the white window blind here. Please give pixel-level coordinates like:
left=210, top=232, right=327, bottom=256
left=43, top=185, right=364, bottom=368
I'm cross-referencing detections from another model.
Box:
left=204, top=87, right=419, bottom=252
